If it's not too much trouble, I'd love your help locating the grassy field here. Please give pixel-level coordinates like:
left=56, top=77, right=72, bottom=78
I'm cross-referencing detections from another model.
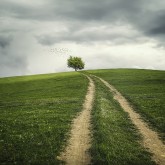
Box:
left=89, top=77, right=155, bottom=165
left=87, top=69, right=165, bottom=141
left=1, top=69, right=164, bottom=164
left=0, top=72, right=88, bottom=164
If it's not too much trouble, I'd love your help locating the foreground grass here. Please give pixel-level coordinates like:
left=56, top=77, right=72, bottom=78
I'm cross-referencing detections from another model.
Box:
left=0, top=72, right=88, bottom=164
left=90, top=77, right=155, bottom=165
left=87, top=69, right=165, bottom=141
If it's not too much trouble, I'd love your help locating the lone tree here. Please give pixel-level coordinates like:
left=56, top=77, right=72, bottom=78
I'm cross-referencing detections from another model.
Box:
left=67, top=56, right=85, bottom=71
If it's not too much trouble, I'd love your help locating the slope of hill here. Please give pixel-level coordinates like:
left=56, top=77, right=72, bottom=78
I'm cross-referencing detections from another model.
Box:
left=0, top=72, right=88, bottom=164
left=87, top=69, right=165, bottom=141
left=0, top=69, right=164, bottom=165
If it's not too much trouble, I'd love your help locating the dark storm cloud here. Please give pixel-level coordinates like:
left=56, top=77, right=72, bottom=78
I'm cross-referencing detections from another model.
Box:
left=0, top=51, right=28, bottom=77
left=147, top=13, right=165, bottom=35
left=1, top=0, right=165, bottom=41
left=29, top=0, right=165, bottom=45
left=0, top=35, right=12, bottom=48
left=48, top=0, right=165, bottom=39
left=36, top=25, right=141, bottom=46
left=45, top=0, right=145, bottom=23
left=0, top=0, right=139, bottom=21
left=0, top=0, right=155, bottom=23
left=0, top=53, right=26, bottom=69
left=0, top=0, right=165, bottom=77
left=51, top=0, right=165, bottom=44
left=0, top=34, right=28, bottom=77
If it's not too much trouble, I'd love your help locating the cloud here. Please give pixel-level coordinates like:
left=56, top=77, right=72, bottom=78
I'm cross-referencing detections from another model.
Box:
left=1, top=0, right=165, bottom=40
left=0, top=35, right=12, bottom=48
left=36, top=24, right=145, bottom=46
left=0, top=51, right=28, bottom=77
left=0, top=0, right=165, bottom=77
left=30, top=0, right=165, bottom=46
left=0, top=34, right=29, bottom=77
left=147, top=13, right=165, bottom=35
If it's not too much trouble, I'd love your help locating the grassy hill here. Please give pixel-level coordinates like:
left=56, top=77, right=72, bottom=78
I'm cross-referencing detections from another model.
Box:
left=0, top=69, right=164, bottom=164
left=86, top=69, right=165, bottom=141
left=0, top=72, right=88, bottom=164
left=85, top=69, right=165, bottom=164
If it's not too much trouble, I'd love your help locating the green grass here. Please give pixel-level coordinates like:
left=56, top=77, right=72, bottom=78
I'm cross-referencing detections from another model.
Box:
left=90, top=77, right=155, bottom=165
left=86, top=69, right=165, bottom=141
left=0, top=72, right=88, bottom=164
left=1, top=69, right=164, bottom=164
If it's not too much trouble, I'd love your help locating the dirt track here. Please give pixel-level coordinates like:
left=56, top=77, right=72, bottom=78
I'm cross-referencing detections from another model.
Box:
left=94, top=75, right=165, bottom=165
left=59, top=76, right=95, bottom=165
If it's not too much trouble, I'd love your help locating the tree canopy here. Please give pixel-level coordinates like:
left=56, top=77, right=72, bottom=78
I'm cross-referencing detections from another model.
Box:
left=67, top=56, right=85, bottom=71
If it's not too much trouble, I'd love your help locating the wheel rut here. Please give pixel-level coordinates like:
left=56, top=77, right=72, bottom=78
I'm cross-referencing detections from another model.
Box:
left=94, top=75, right=165, bottom=165
left=58, top=75, right=95, bottom=165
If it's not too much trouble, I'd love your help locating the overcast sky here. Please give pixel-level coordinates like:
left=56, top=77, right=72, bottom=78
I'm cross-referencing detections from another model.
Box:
left=0, top=0, right=165, bottom=77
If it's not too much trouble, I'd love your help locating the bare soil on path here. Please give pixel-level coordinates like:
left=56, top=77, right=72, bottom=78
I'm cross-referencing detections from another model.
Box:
left=94, top=75, right=165, bottom=165
left=59, top=76, right=95, bottom=165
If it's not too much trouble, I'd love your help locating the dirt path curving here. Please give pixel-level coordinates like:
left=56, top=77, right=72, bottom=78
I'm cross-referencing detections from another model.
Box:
left=94, top=75, right=165, bottom=165
left=59, top=76, right=95, bottom=165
